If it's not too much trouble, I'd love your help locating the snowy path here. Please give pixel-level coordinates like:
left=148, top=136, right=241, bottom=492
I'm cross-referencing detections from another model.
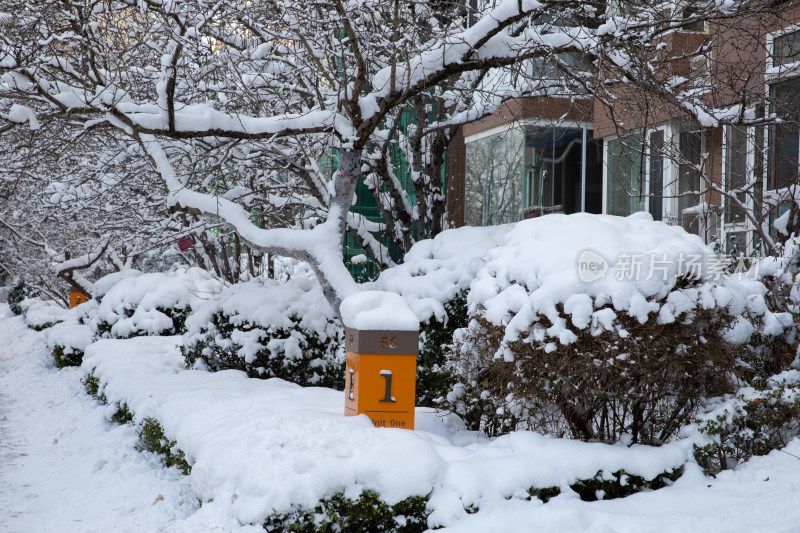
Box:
left=0, top=305, right=197, bottom=533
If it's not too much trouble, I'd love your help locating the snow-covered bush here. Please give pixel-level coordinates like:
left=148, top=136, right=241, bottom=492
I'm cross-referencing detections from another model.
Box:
left=693, top=372, right=800, bottom=475
left=24, top=299, right=69, bottom=331
left=46, top=320, right=94, bottom=367
left=89, top=268, right=223, bottom=339
left=8, top=281, right=28, bottom=315
left=182, top=276, right=345, bottom=388
left=414, top=292, right=467, bottom=406
left=447, top=213, right=794, bottom=444
left=263, top=490, right=429, bottom=533
left=374, top=225, right=510, bottom=406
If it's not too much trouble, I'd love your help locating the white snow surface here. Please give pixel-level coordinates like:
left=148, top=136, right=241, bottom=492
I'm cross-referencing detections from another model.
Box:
left=4, top=305, right=800, bottom=531
left=373, top=224, right=513, bottom=324
left=90, top=267, right=224, bottom=338
left=22, top=298, right=70, bottom=329
left=0, top=306, right=198, bottom=532
left=340, top=290, right=419, bottom=331
left=458, top=213, right=777, bottom=356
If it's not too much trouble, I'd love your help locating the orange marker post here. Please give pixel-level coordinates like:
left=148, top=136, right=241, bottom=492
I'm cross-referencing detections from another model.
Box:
left=69, top=291, right=89, bottom=308
left=341, top=292, right=419, bottom=430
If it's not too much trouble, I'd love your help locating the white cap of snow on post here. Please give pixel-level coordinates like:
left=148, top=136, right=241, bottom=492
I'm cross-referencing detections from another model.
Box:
left=339, top=290, right=419, bottom=331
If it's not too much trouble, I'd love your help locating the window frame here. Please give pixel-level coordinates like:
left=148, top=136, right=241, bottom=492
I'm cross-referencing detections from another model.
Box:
left=720, top=124, right=761, bottom=256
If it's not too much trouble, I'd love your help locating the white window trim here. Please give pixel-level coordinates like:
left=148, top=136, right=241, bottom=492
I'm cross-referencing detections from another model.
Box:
left=764, top=24, right=800, bottom=197
left=765, top=23, right=800, bottom=80
left=463, top=121, right=523, bottom=144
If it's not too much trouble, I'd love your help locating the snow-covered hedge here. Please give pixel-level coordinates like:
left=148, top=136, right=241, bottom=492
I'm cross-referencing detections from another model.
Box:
left=692, top=370, right=800, bottom=475
left=182, top=275, right=345, bottom=388
left=7, top=281, right=28, bottom=315
left=88, top=267, right=223, bottom=339
left=47, top=320, right=94, bottom=367
left=81, top=336, right=697, bottom=531
left=446, top=213, right=794, bottom=444
left=24, top=299, right=70, bottom=331
left=373, top=226, right=511, bottom=406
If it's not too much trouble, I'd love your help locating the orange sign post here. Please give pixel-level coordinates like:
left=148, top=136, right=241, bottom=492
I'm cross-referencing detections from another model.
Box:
left=341, top=292, right=419, bottom=430
left=69, top=291, right=89, bottom=308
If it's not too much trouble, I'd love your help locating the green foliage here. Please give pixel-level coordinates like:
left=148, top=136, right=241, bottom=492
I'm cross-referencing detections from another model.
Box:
left=8, top=281, right=28, bottom=315
left=52, top=344, right=84, bottom=368
left=416, top=293, right=466, bottom=407
left=694, top=386, right=800, bottom=475
left=530, top=486, right=561, bottom=503
left=182, top=310, right=345, bottom=389
left=28, top=321, right=58, bottom=332
left=83, top=373, right=105, bottom=402
left=263, top=490, right=430, bottom=533
left=138, top=418, right=192, bottom=475
left=523, top=468, right=682, bottom=504
left=567, top=468, right=683, bottom=501
left=262, top=466, right=681, bottom=532
left=111, top=402, right=134, bottom=425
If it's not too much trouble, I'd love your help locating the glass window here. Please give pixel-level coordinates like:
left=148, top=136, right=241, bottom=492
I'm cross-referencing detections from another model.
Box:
left=773, top=29, right=800, bottom=67
left=522, top=127, right=601, bottom=217
left=678, top=128, right=702, bottom=213
left=523, top=127, right=584, bottom=216
left=768, top=76, right=800, bottom=191
left=725, top=126, right=747, bottom=224
left=464, top=128, right=524, bottom=226
left=606, top=133, right=645, bottom=216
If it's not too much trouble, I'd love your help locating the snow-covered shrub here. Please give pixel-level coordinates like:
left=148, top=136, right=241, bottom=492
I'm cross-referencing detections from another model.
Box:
left=415, top=292, right=467, bottom=406
left=47, top=320, right=94, bottom=368
left=182, top=276, right=345, bottom=388
left=263, top=490, right=429, bottom=533
left=447, top=213, right=792, bottom=444
left=8, top=281, right=29, bottom=315
left=89, top=268, right=223, bottom=339
left=83, top=371, right=191, bottom=474
left=24, top=299, right=69, bottom=331
left=374, top=226, right=510, bottom=406
left=693, top=373, right=800, bottom=475
left=138, top=418, right=192, bottom=475
left=452, top=300, right=740, bottom=442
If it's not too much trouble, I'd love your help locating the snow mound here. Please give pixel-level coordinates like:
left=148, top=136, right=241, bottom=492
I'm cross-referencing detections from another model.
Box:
left=91, top=268, right=224, bottom=338
left=185, top=274, right=339, bottom=346
left=45, top=321, right=94, bottom=353
left=373, top=224, right=512, bottom=324
left=464, top=212, right=781, bottom=355
left=83, top=336, right=694, bottom=528
left=340, top=290, right=419, bottom=331
left=23, top=299, right=70, bottom=329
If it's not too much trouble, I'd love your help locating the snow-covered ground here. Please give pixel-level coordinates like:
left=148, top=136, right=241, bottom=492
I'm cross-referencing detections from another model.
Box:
left=0, top=305, right=252, bottom=533
left=2, top=301, right=800, bottom=532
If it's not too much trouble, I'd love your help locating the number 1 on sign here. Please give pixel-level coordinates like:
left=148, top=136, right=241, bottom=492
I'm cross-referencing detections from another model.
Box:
left=379, top=370, right=396, bottom=403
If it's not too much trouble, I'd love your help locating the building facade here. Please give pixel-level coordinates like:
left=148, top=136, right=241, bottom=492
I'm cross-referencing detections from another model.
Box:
left=449, top=2, right=800, bottom=258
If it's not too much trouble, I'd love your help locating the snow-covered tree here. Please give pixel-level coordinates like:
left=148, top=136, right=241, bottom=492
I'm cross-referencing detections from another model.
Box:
left=1, top=0, right=792, bottom=311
